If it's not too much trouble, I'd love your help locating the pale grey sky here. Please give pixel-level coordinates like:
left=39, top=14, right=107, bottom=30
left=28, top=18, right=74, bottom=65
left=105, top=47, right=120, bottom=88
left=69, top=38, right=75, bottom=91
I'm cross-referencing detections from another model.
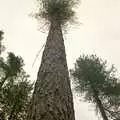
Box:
left=0, top=0, right=120, bottom=120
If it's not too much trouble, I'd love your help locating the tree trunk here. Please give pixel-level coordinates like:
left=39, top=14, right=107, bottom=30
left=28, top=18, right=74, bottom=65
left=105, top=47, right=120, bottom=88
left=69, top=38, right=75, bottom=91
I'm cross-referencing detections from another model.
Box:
left=27, top=21, right=75, bottom=120
left=93, top=89, right=109, bottom=120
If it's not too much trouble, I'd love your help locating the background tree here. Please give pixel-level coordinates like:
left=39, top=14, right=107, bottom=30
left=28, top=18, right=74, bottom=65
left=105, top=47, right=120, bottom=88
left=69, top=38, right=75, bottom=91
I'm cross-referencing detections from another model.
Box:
left=0, top=54, right=33, bottom=120
left=0, top=31, right=33, bottom=120
left=27, top=0, right=80, bottom=120
left=71, top=54, right=120, bottom=120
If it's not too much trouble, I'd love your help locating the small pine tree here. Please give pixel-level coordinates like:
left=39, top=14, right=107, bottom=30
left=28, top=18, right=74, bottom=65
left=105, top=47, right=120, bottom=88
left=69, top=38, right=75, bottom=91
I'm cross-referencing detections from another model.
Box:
left=71, top=54, right=120, bottom=120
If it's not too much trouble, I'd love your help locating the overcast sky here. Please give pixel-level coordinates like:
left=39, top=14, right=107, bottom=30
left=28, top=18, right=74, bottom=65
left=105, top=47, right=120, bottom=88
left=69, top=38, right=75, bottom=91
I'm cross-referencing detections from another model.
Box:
left=1, top=0, right=120, bottom=120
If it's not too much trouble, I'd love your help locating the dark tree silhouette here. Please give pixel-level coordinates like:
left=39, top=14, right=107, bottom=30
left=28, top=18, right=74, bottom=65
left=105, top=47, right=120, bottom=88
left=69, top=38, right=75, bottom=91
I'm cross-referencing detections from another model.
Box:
left=0, top=32, right=33, bottom=120
left=71, top=54, right=120, bottom=120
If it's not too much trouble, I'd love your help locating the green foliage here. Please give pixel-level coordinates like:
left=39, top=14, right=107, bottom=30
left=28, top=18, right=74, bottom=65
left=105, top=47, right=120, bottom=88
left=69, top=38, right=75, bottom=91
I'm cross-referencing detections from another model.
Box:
left=0, top=52, right=24, bottom=77
left=0, top=72, right=33, bottom=120
left=0, top=32, right=33, bottom=120
left=36, top=0, right=80, bottom=25
left=6, top=52, right=24, bottom=77
left=71, top=54, right=120, bottom=119
left=71, top=55, right=109, bottom=99
left=0, top=60, right=33, bottom=120
left=0, top=52, right=24, bottom=89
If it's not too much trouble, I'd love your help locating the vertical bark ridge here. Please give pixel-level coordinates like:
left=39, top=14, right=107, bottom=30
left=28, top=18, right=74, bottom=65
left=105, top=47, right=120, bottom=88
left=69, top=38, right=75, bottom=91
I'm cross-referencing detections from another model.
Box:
left=27, top=21, right=75, bottom=120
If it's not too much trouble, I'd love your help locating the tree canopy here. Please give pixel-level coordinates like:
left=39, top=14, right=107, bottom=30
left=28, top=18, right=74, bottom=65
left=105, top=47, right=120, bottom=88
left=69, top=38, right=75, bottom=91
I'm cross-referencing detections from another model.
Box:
left=35, top=0, right=80, bottom=25
left=71, top=54, right=120, bottom=120
left=0, top=31, right=33, bottom=120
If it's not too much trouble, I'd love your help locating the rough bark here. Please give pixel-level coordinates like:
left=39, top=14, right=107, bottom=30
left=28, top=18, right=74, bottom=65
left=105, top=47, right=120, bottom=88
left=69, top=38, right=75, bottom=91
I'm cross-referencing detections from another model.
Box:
left=27, top=21, right=75, bottom=120
left=93, top=89, right=109, bottom=120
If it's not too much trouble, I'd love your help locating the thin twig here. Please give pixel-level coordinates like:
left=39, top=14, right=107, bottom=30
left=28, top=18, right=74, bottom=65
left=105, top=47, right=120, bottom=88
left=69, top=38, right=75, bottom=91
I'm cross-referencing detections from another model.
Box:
left=32, top=43, right=46, bottom=68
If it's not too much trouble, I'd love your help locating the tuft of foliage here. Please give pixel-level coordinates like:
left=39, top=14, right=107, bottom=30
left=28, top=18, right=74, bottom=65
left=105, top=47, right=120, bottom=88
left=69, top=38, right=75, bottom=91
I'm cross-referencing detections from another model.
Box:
left=6, top=52, right=24, bottom=77
left=36, top=0, right=80, bottom=25
left=71, top=54, right=109, bottom=99
left=0, top=52, right=24, bottom=89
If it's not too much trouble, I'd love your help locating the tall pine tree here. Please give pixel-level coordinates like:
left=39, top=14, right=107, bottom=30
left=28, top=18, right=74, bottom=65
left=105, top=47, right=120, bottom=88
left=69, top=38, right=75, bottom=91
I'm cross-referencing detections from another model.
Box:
left=27, top=0, right=80, bottom=120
